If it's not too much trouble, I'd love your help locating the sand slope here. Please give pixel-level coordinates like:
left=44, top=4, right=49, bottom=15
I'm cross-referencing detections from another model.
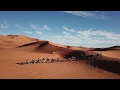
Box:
left=0, top=34, right=39, bottom=49
left=0, top=34, right=120, bottom=79
left=90, top=46, right=120, bottom=59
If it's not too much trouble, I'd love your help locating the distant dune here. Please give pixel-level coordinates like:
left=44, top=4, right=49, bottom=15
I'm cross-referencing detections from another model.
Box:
left=89, top=46, right=120, bottom=59
left=89, top=46, right=120, bottom=51
left=0, top=34, right=39, bottom=49
left=0, top=34, right=120, bottom=79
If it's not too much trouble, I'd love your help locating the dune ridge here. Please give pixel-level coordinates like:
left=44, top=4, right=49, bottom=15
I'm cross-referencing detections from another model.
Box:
left=0, top=34, right=39, bottom=49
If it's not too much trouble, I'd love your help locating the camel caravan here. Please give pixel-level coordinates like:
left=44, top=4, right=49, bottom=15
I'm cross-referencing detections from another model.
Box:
left=16, top=57, right=77, bottom=65
left=16, top=53, right=101, bottom=65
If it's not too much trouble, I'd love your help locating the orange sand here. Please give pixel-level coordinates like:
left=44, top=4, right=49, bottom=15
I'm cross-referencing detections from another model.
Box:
left=0, top=34, right=120, bottom=79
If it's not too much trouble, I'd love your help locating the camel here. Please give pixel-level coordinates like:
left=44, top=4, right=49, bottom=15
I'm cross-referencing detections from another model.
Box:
left=25, top=58, right=29, bottom=64
left=41, top=58, right=45, bottom=63
left=30, top=60, right=35, bottom=64
left=43, top=59, right=47, bottom=63
left=56, top=58, right=60, bottom=62
left=50, top=58, right=55, bottom=63
left=35, top=59, right=40, bottom=63
left=58, top=58, right=64, bottom=62
left=46, top=58, right=50, bottom=63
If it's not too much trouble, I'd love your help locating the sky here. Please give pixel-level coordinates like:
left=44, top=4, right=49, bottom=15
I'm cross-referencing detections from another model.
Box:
left=0, top=11, right=120, bottom=48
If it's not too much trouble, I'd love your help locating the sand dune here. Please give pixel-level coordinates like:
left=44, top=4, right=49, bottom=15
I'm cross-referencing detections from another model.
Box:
left=89, top=46, right=120, bottom=59
left=0, top=34, right=39, bottom=49
left=17, top=40, right=72, bottom=56
left=1, top=60, right=120, bottom=79
left=0, top=34, right=120, bottom=79
left=17, top=40, right=98, bottom=58
left=94, top=50, right=120, bottom=59
left=89, top=46, right=120, bottom=51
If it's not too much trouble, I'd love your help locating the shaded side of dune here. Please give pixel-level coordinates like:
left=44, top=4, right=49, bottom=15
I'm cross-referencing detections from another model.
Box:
left=17, top=41, right=48, bottom=48
left=91, top=56, right=120, bottom=74
left=17, top=40, right=72, bottom=55
left=63, top=50, right=86, bottom=59
left=90, top=48, right=117, bottom=51
left=80, top=56, right=120, bottom=75
left=63, top=50, right=120, bottom=74
left=38, top=41, right=49, bottom=47
left=89, top=46, right=120, bottom=51
left=36, top=42, right=72, bottom=54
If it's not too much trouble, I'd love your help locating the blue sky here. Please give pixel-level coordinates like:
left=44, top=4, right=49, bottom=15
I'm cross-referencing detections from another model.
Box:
left=0, top=11, right=120, bottom=48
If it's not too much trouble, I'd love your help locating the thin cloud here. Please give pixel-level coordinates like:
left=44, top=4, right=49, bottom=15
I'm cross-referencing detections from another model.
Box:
left=77, top=29, right=120, bottom=41
left=29, top=24, right=50, bottom=30
left=43, top=27, right=120, bottom=48
left=15, top=24, right=24, bottom=29
left=0, top=21, right=9, bottom=29
left=24, top=31, right=32, bottom=34
left=43, top=25, right=50, bottom=30
left=64, top=11, right=109, bottom=19
left=63, top=26, right=75, bottom=32
left=76, top=29, right=120, bottom=47
left=63, top=31, right=70, bottom=35
left=36, top=31, right=42, bottom=35
left=29, top=24, right=38, bottom=30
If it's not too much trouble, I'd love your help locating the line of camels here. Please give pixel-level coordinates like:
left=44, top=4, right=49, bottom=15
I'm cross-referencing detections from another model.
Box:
left=16, top=53, right=101, bottom=65
left=17, top=57, right=76, bottom=65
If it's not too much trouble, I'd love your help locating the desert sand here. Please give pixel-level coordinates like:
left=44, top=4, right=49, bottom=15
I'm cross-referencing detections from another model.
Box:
left=0, top=34, right=120, bottom=79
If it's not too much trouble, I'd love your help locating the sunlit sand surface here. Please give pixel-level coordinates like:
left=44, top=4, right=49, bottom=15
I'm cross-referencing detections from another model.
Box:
left=0, top=35, right=120, bottom=79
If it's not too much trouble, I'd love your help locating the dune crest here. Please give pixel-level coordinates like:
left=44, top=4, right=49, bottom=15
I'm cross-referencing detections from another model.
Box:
left=0, top=34, right=39, bottom=49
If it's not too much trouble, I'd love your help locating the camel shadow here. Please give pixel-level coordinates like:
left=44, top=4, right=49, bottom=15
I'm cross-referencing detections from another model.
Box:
left=16, top=62, right=26, bottom=65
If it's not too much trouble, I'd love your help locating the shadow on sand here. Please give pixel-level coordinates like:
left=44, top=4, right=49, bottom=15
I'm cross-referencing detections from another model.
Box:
left=63, top=51, right=120, bottom=75
left=91, top=58, right=120, bottom=74
left=16, top=62, right=26, bottom=65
